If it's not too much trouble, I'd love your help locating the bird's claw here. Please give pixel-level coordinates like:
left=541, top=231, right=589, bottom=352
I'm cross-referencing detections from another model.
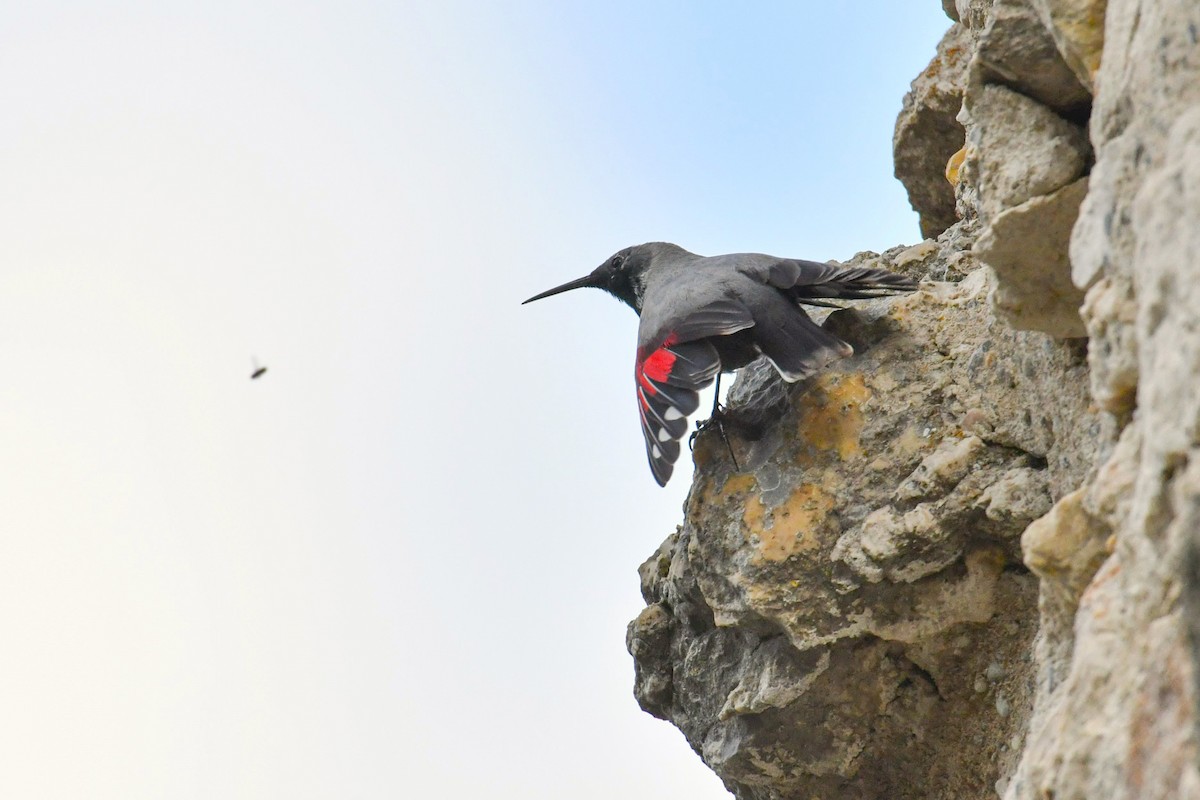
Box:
left=688, top=408, right=741, bottom=472
left=688, top=405, right=727, bottom=450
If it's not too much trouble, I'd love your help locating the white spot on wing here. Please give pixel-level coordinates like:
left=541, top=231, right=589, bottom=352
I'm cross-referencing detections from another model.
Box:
left=651, top=445, right=662, bottom=459
left=664, top=406, right=683, bottom=421
left=657, top=428, right=671, bottom=442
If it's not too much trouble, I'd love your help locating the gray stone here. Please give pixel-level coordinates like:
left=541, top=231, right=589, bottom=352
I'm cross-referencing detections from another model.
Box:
left=893, top=23, right=970, bottom=239
left=961, top=84, right=1090, bottom=224
left=1069, top=0, right=1200, bottom=417
left=1027, top=0, right=1108, bottom=90
left=1078, top=274, right=1138, bottom=413
left=955, top=0, right=994, bottom=32
left=974, top=176, right=1089, bottom=337
left=974, top=0, right=1092, bottom=116
left=1003, top=0, right=1200, bottom=797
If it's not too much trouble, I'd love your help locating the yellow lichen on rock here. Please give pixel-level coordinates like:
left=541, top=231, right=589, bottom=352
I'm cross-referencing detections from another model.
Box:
left=743, top=483, right=837, bottom=563
left=945, top=145, right=967, bottom=186
left=795, top=373, right=871, bottom=462
left=717, top=473, right=757, bottom=499
left=711, top=468, right=838, bottom=564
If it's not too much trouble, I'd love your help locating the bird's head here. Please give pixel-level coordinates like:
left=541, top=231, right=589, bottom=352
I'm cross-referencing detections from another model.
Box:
left=522, top=243, right=677, bottom=313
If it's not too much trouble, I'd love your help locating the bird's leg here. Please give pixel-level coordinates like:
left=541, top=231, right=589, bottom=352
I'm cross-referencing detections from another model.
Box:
left=714, top=417, right=740, bottom=472
left=688, top=374, right=740, bottom=472
left=689, top=373, right=723, bottom=446
left=709, top=372, right=723, bottom=418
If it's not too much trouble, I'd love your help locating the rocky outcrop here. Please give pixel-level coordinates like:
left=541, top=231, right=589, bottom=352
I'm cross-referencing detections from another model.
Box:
left=894, top=24, right=971, bottom=239
left=629, top=260, right=1096, bottom=799
left=1008, top=1, right=1200, bottom=797
left=628, top=1, right=1200, bottom=798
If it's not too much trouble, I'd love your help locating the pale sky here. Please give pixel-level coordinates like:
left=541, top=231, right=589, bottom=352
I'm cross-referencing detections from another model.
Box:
left=0, top=3, right=950, bottom=798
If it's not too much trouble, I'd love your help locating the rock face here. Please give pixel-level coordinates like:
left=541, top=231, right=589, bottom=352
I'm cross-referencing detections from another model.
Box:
left=894, top=24, right=972, bottom=239
left=628, top=2, right=1200, bottom=798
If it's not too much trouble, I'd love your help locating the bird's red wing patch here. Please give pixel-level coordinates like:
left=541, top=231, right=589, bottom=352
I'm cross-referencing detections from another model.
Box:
left=640, top=346, right=677, bottom=385
left=634, top=338, right=720, bottom=487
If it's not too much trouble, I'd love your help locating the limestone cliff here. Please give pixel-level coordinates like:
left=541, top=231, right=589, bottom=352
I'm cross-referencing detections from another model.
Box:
left=626, top=2, right=1200, bottom=798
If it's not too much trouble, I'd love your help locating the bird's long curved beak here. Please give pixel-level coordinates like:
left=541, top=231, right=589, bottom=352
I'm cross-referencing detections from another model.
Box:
left=521, top=272, right=600, bottom=304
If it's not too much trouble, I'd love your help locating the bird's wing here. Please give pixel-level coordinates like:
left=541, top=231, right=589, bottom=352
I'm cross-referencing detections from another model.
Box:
left=736, top=257, right=917, bottom=303
left=635, top=299, right=754, bottom=486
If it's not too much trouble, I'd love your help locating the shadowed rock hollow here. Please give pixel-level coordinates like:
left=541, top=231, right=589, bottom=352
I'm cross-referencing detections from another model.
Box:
left=627, top=2, right=1200, bottom=798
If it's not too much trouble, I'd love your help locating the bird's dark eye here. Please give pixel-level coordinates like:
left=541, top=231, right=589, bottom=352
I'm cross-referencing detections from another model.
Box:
left=611, top=255, right=625, bottom=269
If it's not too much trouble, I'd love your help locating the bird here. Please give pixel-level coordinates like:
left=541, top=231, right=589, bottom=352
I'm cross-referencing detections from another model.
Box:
left=523, top=242, right=917, bottom=486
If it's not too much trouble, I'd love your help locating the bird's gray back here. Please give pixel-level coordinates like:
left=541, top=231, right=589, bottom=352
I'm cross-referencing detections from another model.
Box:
left=636, top=251, right=792, bottom=348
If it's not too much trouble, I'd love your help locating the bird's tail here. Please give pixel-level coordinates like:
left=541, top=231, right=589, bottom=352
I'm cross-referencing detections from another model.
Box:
left=756, top=310, right=854, bottom=383
left=792, top=267, right=917, bottom=306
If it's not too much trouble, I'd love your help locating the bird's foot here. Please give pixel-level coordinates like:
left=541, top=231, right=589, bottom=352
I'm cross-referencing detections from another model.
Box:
left=689, top=406, right=740, bottom=472
left=689, top=404, right=728, bottom=446
left=691, top=402, right=724, bottom=441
